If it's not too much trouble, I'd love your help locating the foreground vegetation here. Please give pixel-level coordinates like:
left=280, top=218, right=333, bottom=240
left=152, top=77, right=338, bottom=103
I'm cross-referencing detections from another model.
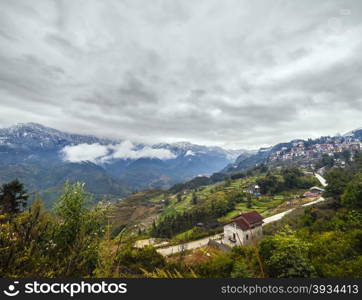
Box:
left=0, top=153, right=361, bottom=278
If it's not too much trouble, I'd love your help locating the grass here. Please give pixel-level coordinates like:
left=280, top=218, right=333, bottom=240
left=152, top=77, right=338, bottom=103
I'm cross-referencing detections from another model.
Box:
left=218, top=188, right=307, bottom=222
left=170, top=226, right=224, bottom=244
left=157, top=175, right=307, bottom=223
left=172, top=228, right=196, bottom=242
left=149, top=193, right=168, bottom=203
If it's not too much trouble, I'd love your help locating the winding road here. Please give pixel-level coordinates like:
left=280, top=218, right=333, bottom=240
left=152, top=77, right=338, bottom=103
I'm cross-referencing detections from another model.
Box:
left=262, top=173, right=327, bottom=224
left=262, top=196, right=325, bottom=225
left=315, top=173, right=328, bottom=187
left=157, top=174, right=328, bottom=256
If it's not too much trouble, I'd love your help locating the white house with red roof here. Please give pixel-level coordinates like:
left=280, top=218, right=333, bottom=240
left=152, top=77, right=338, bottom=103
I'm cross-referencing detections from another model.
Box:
left=223, top=211, right=263, bottom=246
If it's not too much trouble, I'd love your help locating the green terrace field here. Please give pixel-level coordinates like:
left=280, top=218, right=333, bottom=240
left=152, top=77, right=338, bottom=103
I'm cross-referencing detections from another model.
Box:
left=110, top=167, right=321, bottom=243
left=155, top=175, right=306, bottom=220
left=152, top=175, right=259, bottom=216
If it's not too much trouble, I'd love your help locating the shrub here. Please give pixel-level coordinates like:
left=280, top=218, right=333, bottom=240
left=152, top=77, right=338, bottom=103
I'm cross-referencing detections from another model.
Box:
left=259, top=226, right=316, bottom=278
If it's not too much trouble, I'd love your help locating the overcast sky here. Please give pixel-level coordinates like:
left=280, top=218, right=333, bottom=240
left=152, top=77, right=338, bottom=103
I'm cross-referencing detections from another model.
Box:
left=0, top=0, right=361, bottom=149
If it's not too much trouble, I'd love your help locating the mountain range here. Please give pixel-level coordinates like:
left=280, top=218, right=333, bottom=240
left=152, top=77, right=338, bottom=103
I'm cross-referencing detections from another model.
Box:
left=0, top=123, right=249, bottom=206
left=1, top=123, right=361, bottom=207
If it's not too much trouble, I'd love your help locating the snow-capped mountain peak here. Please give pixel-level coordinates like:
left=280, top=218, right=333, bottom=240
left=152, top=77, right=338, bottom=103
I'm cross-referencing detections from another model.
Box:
left=0, top=123, right=247, bottom=164
left=0, top=123, right=112, bottom=149
left=343, top=127, right=362, bottom=137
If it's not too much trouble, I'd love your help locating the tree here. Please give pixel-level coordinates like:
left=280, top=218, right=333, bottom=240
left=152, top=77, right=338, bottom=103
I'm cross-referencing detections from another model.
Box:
left=316, top=154, right=334, bottom=169
left=246, top=195, right=253, bottom=208
left=257, top=175, right=280, bottom=194
left=342, top=149, right=351, bottom=165
left=282, top=167, right=302, bottom=189
left=0, top=199, right=53, bottom=277
left=258, top=163, right=268, bottom=173
left=53, top=182, right=107, bottom=276
left=351, top=152, right=362, bottom=173
left=310, top=229, right=362, bottom=277
left=341, top=173, right=362, bottom=209
left=0, top=179, right=28, bottom=215
left=176, top=193, right=182, bottom=202
left=191, top=192, right=198, bottom=205
left=325, top=168, right=352, bottom=200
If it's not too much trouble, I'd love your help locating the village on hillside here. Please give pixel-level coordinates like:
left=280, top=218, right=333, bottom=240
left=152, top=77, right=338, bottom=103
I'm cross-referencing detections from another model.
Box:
left=268, top=136, right=362, bottom=171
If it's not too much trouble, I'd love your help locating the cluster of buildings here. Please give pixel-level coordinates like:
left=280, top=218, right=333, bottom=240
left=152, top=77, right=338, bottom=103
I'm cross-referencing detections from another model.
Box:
left=243, top=184, right=261, bottom=196
left=269, top=137, right=362, bottom=168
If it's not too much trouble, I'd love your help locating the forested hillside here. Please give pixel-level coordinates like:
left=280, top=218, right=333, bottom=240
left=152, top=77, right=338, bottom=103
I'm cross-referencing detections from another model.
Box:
left=1, top=152, right=360, bottom=278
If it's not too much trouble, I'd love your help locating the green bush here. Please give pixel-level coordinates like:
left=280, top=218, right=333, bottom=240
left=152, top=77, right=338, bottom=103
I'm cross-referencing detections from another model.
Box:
left=259, top=226, right=316, bottom=278
left=195, top=253, right=234, bottom=278
left=116, top=246, right=166, bottom=274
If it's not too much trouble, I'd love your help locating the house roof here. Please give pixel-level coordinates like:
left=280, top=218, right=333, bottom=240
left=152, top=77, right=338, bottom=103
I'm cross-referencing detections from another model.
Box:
left=232, top=210, right=263, bottom=223
left=233, top=218, right=251, bottom=230
left=230, top=211, right=263, bottom=231
left=303, top=191, right=319, bottom=198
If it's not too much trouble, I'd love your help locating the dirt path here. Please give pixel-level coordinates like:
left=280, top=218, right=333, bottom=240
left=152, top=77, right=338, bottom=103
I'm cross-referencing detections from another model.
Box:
left=262, top=196, right=325, bottom=225
left=157, top=234, right=222, bottom=256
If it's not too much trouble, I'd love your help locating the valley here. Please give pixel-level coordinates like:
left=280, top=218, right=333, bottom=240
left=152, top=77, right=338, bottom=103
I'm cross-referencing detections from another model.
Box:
left=1, top=123, right=362, bottom=278
left=1, top=122, right=361, bottom=211
left=0, top=123, right=247, bottom=207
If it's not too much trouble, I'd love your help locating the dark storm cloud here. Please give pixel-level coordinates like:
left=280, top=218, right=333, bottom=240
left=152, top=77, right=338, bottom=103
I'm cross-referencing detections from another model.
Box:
left=0, top=0, right=362, bottom=149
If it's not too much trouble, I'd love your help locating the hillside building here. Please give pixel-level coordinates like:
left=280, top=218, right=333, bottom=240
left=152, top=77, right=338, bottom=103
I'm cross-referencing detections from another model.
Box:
left=223, top=211, right=263, bottom=247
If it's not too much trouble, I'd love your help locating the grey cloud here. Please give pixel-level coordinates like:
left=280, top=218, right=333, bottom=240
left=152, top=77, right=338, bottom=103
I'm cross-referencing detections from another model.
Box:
left=0, top=0, right=362, bottom=149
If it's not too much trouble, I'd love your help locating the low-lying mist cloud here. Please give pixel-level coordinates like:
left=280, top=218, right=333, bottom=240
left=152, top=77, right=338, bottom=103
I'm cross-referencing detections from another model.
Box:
left=61, top=143, right=110, bottom=163
left=110, top=141, right=176, bottom=160
left=61, top=141, right=176, bottom=163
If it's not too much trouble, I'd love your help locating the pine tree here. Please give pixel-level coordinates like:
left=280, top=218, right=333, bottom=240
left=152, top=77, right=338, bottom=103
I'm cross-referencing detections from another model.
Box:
left=0, top=179, right=28, bottom=215
left=191, top=192, right=198, bottom=205
left=176, top=193, right=182, bottom=202
left=246, top=195, right=253, bottom=208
